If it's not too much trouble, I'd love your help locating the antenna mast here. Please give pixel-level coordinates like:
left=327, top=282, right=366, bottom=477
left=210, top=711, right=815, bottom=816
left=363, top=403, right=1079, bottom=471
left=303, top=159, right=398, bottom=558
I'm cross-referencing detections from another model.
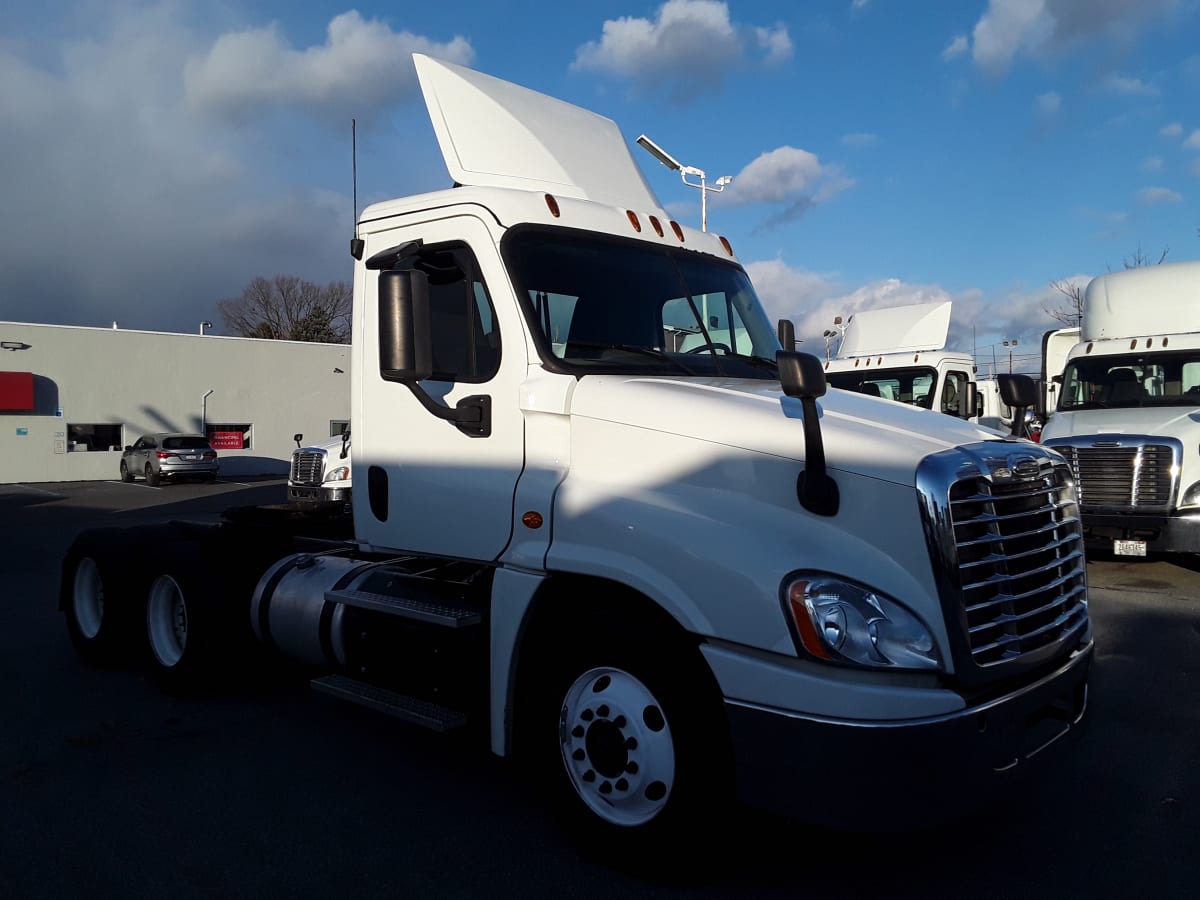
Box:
left=350, top=118, right=364, bottom=259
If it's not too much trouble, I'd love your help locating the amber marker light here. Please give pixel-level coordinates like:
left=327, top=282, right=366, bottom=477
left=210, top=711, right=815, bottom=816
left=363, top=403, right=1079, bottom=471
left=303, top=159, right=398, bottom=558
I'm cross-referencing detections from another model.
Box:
left=670, top=221, right=685, bottom=241
left=522, top=511, right=544, bottom=529
left=718, top=235, right=734, bottom=256
left=788, top=583, right=832, bottom=660
left=544, top=194, right=560, bottom=217
left=626, top=210, right=642, bottom=232
left=648, top=215, right=664, bottom=237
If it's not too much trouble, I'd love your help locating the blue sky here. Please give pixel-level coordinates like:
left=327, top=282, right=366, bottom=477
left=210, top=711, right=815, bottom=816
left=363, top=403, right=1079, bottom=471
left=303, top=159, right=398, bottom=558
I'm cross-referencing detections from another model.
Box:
left=1, top=1, right=1197, bottom=374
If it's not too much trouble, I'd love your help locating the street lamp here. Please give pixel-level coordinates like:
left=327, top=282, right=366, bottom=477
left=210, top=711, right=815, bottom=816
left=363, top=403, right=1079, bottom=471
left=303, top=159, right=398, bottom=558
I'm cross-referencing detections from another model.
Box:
left=1003, top=339, right=1019, bottom=373
left=636, top=134, right=732, bottom=233
left=199, top=321, right=213, bottom=335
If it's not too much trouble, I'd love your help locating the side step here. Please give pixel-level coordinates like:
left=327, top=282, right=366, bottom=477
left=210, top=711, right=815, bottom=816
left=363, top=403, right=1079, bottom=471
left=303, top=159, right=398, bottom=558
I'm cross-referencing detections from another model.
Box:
left=311, top=674, right=467, bottom=732
left=326, top=588, right=482, bottom=627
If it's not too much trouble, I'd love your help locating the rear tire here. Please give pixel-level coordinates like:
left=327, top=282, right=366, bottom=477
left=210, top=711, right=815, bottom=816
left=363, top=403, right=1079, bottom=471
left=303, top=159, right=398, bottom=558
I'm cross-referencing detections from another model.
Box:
left=144, top=542, right=256, bottom=695
left=61, top=531, right=149, bottom=667
left=145, top=464, right=160, bottom=487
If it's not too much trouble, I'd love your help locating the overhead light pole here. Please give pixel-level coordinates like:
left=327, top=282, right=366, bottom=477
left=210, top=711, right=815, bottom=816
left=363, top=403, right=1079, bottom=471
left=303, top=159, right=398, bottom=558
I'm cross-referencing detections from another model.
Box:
left=200, top=321, right=213, bottom=335
left=636, top=134, right=732, bottom=233
left=1003, top=339, right=1019, bottom=373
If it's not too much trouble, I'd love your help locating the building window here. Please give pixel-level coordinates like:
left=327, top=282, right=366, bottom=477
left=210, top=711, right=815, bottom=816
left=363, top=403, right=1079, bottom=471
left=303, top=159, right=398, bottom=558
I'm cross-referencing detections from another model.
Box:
left=68, top=423, right=122, bottom=452
left=329, top=420, right=350, bottom=437
left=206, top=423, right=252, bottom=450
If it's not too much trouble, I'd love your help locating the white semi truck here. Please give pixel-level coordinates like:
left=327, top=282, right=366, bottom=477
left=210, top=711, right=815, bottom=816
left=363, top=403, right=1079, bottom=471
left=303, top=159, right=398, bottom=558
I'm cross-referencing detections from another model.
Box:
left=822, top=301, right=981, bottom=421
left=288, top=431, right=352, bottom=507
left=60, top=55, right=1092, bottom=842
left=1041, top=261, right=1200, bottom=557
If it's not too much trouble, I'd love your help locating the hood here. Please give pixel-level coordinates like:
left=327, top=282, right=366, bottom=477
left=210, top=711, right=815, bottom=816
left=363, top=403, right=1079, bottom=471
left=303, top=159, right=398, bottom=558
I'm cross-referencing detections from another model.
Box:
left=413, top=54, right=660, bottom=211
left=1043, top=405, right=1200, bottom=440
left=568, top=376, right=1010, bottom=487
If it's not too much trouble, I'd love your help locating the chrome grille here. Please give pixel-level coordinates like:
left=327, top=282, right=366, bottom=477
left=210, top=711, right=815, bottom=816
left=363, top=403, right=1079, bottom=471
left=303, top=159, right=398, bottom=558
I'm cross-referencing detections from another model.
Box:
left=1049, top=443, right=1176, bottom=510
left=290, top=450, right=325, bottom=486
left=918, top=445, right=1089, bottom=677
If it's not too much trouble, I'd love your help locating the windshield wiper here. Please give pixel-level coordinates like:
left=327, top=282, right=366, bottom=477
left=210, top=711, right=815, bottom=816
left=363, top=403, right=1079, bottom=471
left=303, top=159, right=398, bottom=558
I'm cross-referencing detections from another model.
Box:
left=564, top=342, right=699, bottom=375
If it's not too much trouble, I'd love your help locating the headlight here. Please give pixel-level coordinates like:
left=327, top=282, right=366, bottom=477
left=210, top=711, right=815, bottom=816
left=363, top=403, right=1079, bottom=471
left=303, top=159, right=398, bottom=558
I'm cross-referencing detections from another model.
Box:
left=1180, top=480, right=1200, bottom=508
left=784, top=574, right=942, bottom=671
left=323, top=466, right=350, bottom=483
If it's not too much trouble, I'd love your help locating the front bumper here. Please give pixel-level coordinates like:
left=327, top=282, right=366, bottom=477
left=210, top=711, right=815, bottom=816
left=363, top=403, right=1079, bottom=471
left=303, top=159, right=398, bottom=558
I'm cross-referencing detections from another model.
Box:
left=1078, top=510, right=1200, bottom=554
left=725, top=641, right=1093, bottom=825
left=288, top=485, right=351, bottom=502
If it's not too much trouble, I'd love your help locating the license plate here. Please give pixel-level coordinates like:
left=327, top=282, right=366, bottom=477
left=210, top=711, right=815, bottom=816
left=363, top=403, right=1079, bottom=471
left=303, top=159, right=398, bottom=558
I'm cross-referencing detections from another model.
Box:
left=186, top=454, right=201, bottom=460
left=1113, top=539, right=1146, bottom=557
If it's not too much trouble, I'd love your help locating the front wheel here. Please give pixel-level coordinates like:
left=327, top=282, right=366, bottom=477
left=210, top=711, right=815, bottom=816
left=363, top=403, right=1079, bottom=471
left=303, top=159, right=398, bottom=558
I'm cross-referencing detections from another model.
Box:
left=526, top=622, right=734, bottom=853
left=119, top=461, right=133, bottom=483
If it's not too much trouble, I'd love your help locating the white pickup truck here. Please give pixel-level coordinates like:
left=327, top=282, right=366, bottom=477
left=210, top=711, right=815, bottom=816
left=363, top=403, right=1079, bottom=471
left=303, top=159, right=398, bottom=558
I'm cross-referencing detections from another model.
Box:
left=287, top=432, right=351, bottom=506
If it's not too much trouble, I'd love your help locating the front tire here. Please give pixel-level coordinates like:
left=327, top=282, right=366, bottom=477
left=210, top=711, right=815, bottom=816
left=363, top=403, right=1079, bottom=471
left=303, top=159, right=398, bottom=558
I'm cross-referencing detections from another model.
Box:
left=119, top=461, right=133, bottom=483
left=524, top=616, right=734, bottom=853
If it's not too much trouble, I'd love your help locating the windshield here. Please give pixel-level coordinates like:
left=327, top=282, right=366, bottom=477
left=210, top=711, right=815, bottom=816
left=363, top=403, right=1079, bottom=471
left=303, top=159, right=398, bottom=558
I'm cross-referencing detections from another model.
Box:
left=825, top=366, right=939, bottom=409
left=1059, top=351, right=1200, bottom=410
left=162, top=436, right=212, bottom=450
left=502, top=227, right=781, bottom=379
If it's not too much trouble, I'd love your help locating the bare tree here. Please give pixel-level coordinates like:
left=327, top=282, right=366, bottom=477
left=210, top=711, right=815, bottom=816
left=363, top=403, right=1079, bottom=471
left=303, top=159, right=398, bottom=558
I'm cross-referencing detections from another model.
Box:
left=1044, top=279, right=1084, bottom=327
left=218, top=276, right=352, bottom=343
left=1120, top=244, right=1169, bottom=269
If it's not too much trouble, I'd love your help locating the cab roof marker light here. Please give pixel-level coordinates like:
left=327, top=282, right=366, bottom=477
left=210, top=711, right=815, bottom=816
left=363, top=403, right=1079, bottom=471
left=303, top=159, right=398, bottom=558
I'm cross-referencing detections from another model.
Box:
left=670, top=221, right=685, bottom=241
left=544, top=194, right=560, bottom=218
left=718, top=235, right=734, bottom=256
left=626, top=210, right=642, bottom=232
left=648, top=215, right=664, bottom=237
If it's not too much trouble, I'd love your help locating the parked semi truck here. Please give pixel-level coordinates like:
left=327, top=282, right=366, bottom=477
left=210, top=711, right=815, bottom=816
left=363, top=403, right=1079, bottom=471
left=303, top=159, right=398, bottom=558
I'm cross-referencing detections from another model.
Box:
left=60, top=55, right=1092, bottom=842
left=822, top=301, right=981, bottom=420
left=1041, top=261, right=1200, bottom=556
left=288, top=430, right=352, bottom=507
left=1040, top=326, right=1080, bottom=423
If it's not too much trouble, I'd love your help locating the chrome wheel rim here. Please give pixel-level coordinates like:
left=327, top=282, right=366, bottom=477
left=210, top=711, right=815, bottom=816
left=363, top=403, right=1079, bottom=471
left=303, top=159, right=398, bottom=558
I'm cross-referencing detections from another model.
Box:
left=559, top=667, right=675, bottom=827
left=147, top=575, right=187, bottom=667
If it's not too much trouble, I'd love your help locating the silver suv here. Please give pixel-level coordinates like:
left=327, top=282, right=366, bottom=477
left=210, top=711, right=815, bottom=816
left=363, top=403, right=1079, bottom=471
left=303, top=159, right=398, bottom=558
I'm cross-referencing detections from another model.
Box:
left=120, top=433, right=219, bottom=485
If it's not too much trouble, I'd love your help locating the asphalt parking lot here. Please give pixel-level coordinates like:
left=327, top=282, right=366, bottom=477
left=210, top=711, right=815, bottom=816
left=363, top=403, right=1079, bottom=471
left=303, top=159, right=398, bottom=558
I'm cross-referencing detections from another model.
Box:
left=1, top=479, right=1198, bottom=899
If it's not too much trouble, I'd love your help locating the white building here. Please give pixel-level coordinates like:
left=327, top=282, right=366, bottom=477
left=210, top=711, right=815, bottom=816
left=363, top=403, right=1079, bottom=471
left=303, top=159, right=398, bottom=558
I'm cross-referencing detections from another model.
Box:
left=0, top=322, right=350, bottom=484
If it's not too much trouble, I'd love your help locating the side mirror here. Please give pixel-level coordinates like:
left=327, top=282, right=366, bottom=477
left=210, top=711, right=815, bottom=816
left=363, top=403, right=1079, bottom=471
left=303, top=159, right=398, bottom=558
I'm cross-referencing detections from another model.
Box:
left=777, top=351, right=838, bottom=517
left=379, top=269, right=432, bottom=383
left=998, top=373, right=1038, bottom=437
left=293, top=433, right=303, bottom=448
left=959, top=382, right=979, bottom=420
left=123, top=445, right=132, bottom=452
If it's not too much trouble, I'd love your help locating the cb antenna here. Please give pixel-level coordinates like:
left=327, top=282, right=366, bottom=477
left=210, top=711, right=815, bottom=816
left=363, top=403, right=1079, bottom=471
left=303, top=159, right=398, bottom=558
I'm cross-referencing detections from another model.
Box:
left=350, top=118, right=364, bottom=260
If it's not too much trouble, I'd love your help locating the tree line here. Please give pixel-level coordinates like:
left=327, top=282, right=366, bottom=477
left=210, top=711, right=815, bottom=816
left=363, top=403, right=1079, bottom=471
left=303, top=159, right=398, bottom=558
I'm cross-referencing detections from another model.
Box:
left=218, top=275, right=351, bottom=343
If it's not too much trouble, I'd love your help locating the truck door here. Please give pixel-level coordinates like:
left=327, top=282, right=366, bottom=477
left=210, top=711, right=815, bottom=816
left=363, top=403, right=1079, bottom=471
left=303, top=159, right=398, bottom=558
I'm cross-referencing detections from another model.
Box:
left=356, top=216, right=527, bottom=561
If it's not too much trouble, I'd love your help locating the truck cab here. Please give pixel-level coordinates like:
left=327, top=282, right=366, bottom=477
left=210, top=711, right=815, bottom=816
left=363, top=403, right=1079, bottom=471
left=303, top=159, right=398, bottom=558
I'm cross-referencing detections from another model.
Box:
left=1042, top=262, right=1200, bottom=556
left=822, top=301, right=980, bottom=420
left=288, top=431, right=351, bottom=507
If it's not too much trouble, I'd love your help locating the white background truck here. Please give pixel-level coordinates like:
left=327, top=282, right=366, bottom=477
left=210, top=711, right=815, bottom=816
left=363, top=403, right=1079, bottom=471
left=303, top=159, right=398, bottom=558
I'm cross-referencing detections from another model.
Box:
left=60, top=54, right=1092, bottom=844
left=1041, top=261, right=1200, bottom=557
left=288, top=431, right=352, bottom=507
left=822, top=301, right=981, bottom=421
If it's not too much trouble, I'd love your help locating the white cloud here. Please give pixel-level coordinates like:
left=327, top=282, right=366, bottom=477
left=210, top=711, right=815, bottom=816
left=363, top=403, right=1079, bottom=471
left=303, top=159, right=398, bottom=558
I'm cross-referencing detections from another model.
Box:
left=1137, top=186, right=1182, bottom=204
left=1141, top=155, right=1164, bottom=171
left=942, top=34, right=969, bottom=61
left=851, top=0, right=872, bottom=10
left=713, top=146, right=854, bottom=228
left=1185, top=129, right=1200, bottom=149
left=1160, top=122, right=1183, bottom=138
left=571, top=0, right=791, bottom=100
left=0, top=5, right=465, bottom=333
left=1035, top=91, right=1061, bottom=116
left=969, top=0, right=1178, bottom=77
left=841, top=132, right=877, bottom=147
left=1100, top=73, right=1159, bottom=95
left=185, top=11, right=474, bottom=122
